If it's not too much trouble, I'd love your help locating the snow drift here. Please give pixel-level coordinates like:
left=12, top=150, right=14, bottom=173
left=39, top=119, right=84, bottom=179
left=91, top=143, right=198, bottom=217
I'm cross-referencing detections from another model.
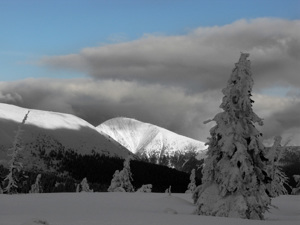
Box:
left=0, top=192, right=299, bottom=225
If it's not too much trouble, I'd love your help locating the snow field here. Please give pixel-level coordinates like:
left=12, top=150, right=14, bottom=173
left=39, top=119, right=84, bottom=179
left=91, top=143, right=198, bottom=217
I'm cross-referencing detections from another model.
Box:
left=0, top=193, right=299, bottom=225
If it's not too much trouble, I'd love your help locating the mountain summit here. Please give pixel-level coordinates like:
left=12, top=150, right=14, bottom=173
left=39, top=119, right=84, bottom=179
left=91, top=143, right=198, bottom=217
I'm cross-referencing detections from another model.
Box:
left=0, top=103, right=131, bottom=167
left=97, top=117, right=207, bottom=160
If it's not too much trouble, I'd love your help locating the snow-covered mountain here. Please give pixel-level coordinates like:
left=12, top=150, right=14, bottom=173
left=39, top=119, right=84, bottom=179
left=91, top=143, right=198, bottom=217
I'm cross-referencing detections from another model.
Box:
left=97, top=117, right=207, bottom=161
left=0, top=103, right=132, bottom=167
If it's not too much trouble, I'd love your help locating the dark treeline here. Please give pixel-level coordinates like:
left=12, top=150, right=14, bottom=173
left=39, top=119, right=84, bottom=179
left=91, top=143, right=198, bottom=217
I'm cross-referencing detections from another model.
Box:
left=280, top=148, right=300, bottom=193
left=59, top=151, right=195, bottom=193
left=1, top=146, right=298, bottom=194
left=0, top=150, right=200, bottom=193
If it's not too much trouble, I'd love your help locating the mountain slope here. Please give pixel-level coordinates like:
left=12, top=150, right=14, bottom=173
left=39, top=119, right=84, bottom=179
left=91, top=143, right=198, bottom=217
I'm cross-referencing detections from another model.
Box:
left=0, top=103, right=131, bottom=167
left=97, top=117, right=207, bottom=159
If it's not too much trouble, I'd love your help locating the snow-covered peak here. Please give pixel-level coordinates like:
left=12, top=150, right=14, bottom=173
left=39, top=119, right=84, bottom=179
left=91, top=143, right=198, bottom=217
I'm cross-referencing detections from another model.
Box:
left=97, top=117, right=206, bottom=157
left=0, top=103, right=95, bottom=131
left=0, top=103, right=131, bottom=163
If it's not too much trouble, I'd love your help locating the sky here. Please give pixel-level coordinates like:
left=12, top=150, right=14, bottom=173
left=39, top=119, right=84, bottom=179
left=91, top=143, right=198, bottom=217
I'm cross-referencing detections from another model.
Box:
left=0, top=0, right=300, bottom=145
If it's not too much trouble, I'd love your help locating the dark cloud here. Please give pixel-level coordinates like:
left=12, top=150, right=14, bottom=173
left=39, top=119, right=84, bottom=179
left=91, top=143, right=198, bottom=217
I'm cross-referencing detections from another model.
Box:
left=0, top=91, right=22, bottom=103
left=0, top=79, right=222, bottom=142
left=1, top=77, right=299, bottom=145
left=40, top=18, right=300, bottom=92
left=262, top=102, right=300, bottom=140
left=1, top=18, right=300, bottom=145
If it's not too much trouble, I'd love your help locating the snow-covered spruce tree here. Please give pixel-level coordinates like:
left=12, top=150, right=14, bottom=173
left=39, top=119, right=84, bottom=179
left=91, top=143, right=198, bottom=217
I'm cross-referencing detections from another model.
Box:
left=265, top=136, right=288, bottom=197
left=108, top=157, right=134, bottom=192
left=165, top=185, right=172, bottom=196
left=107, top=170, right=125, bottom=192
left=195, top=53, right=273, bottom=219
left=291, top=175, right=300, bottom=195
left=80, top=177, right=93, bottom=192
left=4, top=111, right=30, bottom=194
left=76, top=184, right=80, bottom=192
left=136, top=184, right=152, bottom=193
left=30, top=174, right=43, bottom=193
left=186, top=169, right=196, bottom=193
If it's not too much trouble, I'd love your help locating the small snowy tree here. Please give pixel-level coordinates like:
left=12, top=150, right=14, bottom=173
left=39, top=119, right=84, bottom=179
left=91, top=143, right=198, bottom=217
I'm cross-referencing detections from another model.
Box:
left=136, top=184, right=152, bottom=193
left=108, top=170, right=122, bottom=192
left=80, top=177, right=93, bottom=192
left=4, top=111, right=30, bottom=194
left=195, top=53, right=273, bottom=219
left=291, top=175, right=300, bottom=195
left=30, top=174, right=43, bottom=193
left=165, top=185, right=172, bottom=196
left=76, top=184, right=80, bottom=192
left=108, top=157, right=134, bottom=192
left=186, top=169, right=196, bottom=193
left=265, top=136, right=288, bottom=197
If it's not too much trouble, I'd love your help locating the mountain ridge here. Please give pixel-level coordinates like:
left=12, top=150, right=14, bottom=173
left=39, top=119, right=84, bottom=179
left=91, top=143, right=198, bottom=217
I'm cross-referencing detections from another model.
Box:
left=97, top=117, right=207, bottom=159
left=0, top=103, right=132, bottom=168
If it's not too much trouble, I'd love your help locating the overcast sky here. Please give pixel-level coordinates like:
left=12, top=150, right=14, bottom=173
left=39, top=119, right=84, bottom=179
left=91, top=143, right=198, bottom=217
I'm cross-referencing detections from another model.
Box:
left=0, top=0, right=300, bottom=145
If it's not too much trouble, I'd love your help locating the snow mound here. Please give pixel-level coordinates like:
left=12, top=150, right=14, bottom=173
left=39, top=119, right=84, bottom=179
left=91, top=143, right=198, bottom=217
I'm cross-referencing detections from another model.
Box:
left=0, top=193, right=298, bottom=225
left=157, top=195, right=193, bottom=206
left=21, top=218, right=50, bottom=225
left=163, top=208, right=178, bottom=214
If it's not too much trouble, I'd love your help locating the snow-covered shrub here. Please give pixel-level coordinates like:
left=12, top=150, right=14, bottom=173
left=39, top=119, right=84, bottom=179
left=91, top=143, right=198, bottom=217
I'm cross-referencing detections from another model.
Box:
left=78, top=177, right=93, bottom=192
left=265, top=136, right=288, bottom=197
left=195, top=53, right=273, bottom=220
left=108, top=170, right=121, bottom=192
left=165, top=185, right=171, bottom=196
left=4, top=111, right=30, bottom=194
left=113, top=187, right=126, bottom=192
left=76, top=184, right=80, bottom=192
left=186, top=169, right=196, bottom=193
left=30, top=174, right=43, bottom=193
left=291, top=175, right=300, bottom=195
left=136, top=184, right=152, bottom=193
left=108, top=157, right=134, bottom=192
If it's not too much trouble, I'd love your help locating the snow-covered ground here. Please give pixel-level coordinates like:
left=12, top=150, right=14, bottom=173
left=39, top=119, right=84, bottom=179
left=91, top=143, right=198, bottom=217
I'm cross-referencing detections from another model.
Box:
left=0, top=193, right=299, bottom=225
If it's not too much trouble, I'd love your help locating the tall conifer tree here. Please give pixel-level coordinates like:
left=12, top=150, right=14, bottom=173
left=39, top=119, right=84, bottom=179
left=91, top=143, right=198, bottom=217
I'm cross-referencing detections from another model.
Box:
left=186, top=168, right=196, bottom=193
left=195, top=53, right=272, bottom=219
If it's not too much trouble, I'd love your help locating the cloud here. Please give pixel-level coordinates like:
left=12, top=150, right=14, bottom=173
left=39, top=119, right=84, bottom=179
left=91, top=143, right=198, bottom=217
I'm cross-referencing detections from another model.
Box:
left=40, top=18, right=300, bottom=92
left=1, top=78, right=299, bottom=145
left=0, top=79, right=220, bottom=142
left=0, top=91, right=23, bottom=103
left=1, top=18, right=299, bottom=146
left=261, top=101, right=300, bottom=143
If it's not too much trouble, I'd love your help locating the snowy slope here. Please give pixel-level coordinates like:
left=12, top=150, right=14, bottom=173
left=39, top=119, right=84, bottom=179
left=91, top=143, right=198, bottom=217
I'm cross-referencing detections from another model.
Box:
left=0, top=192, right=299, bottom=225
left=0, top=103, right=131, bottom=166
left=97, top=117, right=207, bottom=159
